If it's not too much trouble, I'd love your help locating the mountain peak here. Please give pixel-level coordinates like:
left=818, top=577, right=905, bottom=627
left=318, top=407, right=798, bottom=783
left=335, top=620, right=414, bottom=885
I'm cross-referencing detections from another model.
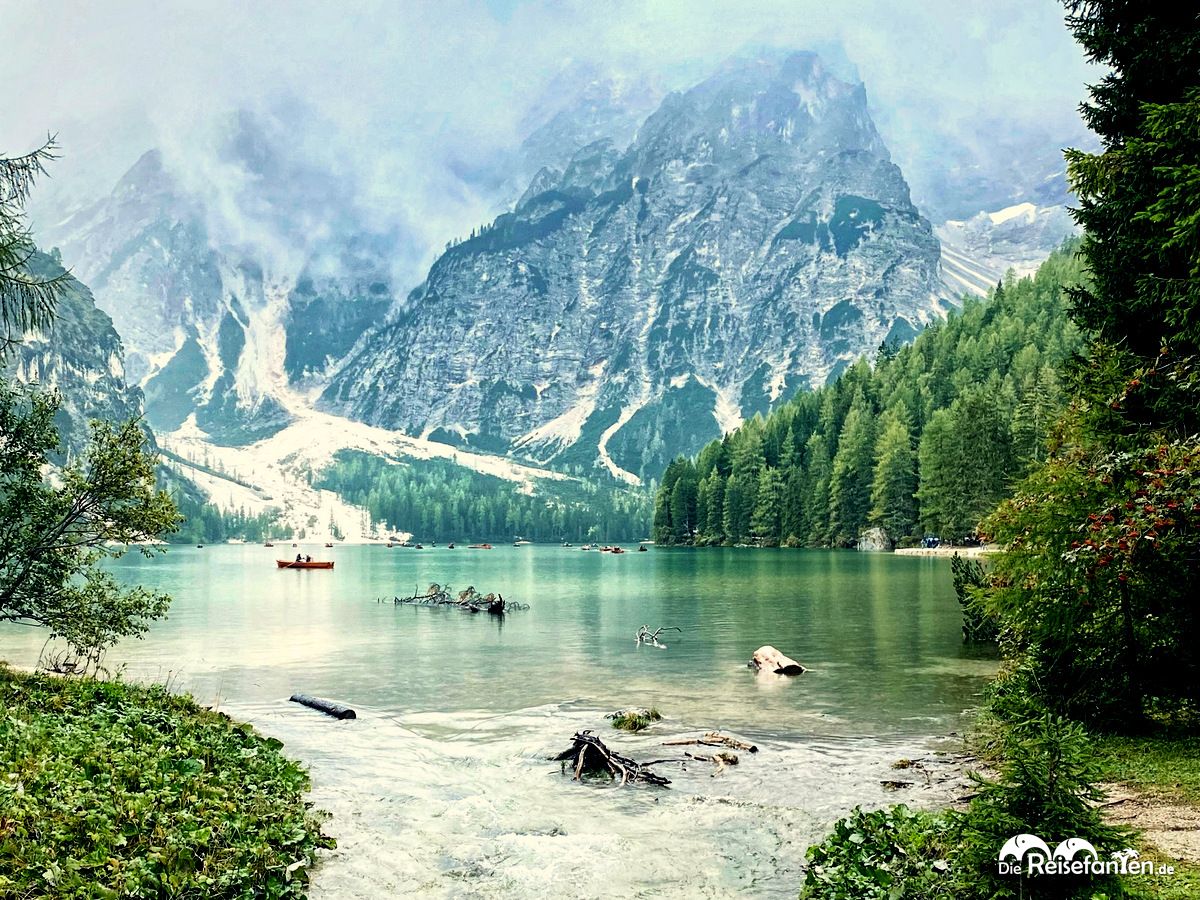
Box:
left=631, top=49, right=887, bottom=170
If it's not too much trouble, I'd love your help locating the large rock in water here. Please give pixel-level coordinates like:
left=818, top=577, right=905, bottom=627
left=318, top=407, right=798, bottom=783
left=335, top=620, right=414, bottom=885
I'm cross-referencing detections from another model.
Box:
left=857, top=526, right=893, bottom=552
left=324, top=50, right=943, bottom=483
left=749, top=646, right=806, bottom=676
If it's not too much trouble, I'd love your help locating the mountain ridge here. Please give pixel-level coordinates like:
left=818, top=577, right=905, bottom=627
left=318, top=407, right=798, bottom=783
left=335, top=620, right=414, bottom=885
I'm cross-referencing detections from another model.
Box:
left=323, top=51, right=944, bottom=484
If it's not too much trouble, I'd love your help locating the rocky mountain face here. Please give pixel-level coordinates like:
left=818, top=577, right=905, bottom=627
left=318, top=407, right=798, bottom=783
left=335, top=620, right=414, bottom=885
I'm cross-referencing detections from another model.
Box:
left=937, top=202, right=1079, bottom=297
left=39, top=113, right=399, bottom=445
left=323, top=52, right=943, bottom=483
left=5, top=250, right=144, bottom=455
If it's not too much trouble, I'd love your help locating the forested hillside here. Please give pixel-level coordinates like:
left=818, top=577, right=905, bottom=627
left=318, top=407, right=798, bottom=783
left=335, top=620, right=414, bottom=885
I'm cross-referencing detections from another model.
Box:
left=316, top=450, right=651, bottom=543
left=654, top=242, right=1084, bottom=547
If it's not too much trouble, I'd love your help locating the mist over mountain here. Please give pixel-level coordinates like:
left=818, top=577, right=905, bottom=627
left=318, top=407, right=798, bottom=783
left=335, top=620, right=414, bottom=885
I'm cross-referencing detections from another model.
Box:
left=4, top=251, right=144, bottom=456
left=323, top=51, right=942, bottom=482
left=10, top=12, right=1094, bottom=527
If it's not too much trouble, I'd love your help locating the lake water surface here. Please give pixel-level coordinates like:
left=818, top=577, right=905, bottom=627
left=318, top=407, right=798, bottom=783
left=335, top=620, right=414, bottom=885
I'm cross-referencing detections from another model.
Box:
left=0, top=544, right=996, bottom=898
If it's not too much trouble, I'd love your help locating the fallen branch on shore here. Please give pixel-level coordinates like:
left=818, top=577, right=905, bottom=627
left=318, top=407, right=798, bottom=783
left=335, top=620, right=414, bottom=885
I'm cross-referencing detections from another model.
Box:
left=393, top=583, right=529, bottom=614
left=553, top=731, right=673, bottom=787
left=661, top=731, right=758, bottom=753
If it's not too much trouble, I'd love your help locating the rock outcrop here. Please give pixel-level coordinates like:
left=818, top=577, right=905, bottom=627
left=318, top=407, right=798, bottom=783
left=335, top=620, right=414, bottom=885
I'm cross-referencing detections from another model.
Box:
left=749, top=645, right=806, bottom=676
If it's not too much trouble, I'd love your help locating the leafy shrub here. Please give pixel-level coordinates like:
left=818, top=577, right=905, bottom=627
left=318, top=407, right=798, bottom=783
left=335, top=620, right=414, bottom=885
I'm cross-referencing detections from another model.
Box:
left=0, top=667, right=333, bottom=898
left=804, top=692, right=1138, bottom=900
left=607, top=707, right=662, bottom=732
left=800, top=804, right=955, bottom=899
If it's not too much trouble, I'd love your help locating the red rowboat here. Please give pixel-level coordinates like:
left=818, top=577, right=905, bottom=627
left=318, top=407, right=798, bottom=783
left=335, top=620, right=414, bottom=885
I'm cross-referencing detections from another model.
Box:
left=276, top=560, right=335, bottom=569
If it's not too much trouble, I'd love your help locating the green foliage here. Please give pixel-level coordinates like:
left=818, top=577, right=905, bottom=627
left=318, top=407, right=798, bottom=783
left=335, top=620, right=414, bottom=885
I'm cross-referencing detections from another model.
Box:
left=800, top=805, right=954, bottom=900
left=654, top=245, right=1084, bottom=546
left=974, top=2, right=1200, bottom=730
left=168, top=485, right=289, bottom=545
left=0, top=667, right=333, bottom=898
left=916, top=386, right=1014, bottom=540
left=1064, top=4, right=1200, bottom=392
left=607, top=708, right=662, bottom=732
left=1, top=140, right=69, bottom=349
left=828, top=391, right=875, bottom=545
left=319, top=450, right=651, bottom=542
left=0, top=382, right=181, bottom=665
left=949, top=553, right=997, bottom=643
left=985, top=432, right=1200, bottom=726
left=955, top=692, right=1133, bottom=900
left=870, top=407, right=917, bottom=538
left=1093, top=734, right=1200, bottom=805
left=804, top=703, right=1136, bottom=900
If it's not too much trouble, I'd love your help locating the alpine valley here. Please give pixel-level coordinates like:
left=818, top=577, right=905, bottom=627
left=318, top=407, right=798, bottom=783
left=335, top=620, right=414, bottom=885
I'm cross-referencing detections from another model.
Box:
left=25, top=50, right=1077, bottom=542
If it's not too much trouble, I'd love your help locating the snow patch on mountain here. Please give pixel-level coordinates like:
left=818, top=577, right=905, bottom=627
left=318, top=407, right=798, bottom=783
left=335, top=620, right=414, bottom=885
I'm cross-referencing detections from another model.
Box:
left=937, top=202, right=1078, bottom=298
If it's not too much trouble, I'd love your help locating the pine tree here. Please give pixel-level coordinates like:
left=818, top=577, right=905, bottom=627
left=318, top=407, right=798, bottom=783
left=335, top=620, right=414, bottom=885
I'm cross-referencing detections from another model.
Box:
left=870, top=410, right=916, bottom=539
left=669, top=464, right=698, bottom=541
left=701, top=470, right=724, bottom=543
left=829, top=391, right=875, bottom=544
left=722, top=472, right=753, bottom=544
left=804, top=432, right=832, bottom=546
left=781, top=467, right=808, bottom=546
left=750, top=467, right=783, bottom=545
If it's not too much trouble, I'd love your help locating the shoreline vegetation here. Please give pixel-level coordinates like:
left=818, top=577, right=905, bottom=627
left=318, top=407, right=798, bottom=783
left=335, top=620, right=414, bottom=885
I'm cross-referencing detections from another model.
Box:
left=0, top=665, right=333, bottom=899
left=796, top=2, right=1200, bottom=897
left=652, top=245, right=1084, bottom=552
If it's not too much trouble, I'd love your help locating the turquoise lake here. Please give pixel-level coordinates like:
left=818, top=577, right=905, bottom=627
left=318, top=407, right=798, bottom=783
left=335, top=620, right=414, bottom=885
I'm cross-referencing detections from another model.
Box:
left=0, top=544, right=996, bottom=898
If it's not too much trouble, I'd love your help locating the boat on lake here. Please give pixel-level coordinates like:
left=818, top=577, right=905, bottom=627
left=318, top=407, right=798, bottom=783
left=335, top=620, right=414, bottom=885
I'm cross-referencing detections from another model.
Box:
left=468, top=543, right=493, bottom=549
left=325, top=542, right=334, bottom=548
left=277, top=559, right=335, bottom=569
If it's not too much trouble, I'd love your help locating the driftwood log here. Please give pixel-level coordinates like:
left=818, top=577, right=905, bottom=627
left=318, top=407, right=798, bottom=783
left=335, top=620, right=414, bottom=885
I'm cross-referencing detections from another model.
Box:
left=289, top=694, right=356, bottom=719
left=553, top=731, right=673, bottom=787
left=748, top=645, right=806, bottom=675
left=662, top=731, right=758, bottom=753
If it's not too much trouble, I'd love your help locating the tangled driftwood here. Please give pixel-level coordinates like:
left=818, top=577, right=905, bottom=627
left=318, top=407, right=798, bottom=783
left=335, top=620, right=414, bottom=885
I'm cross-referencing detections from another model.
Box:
left=635, top=624, right=681, bottom=648
left=393, top=583, right=528, bottom=614
left=553, top=731, right=673, bottom=787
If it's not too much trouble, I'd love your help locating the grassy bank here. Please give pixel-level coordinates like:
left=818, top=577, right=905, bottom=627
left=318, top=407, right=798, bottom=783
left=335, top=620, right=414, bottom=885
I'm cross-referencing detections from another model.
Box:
left=1094, top=735, right=1200, bottom=804
left=0, top=666, right=332, bottom=898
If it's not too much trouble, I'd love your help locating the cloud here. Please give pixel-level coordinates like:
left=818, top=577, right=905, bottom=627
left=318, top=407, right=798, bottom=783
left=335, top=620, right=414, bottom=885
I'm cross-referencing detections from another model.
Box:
left=1, top=0, right=1097, bottom=284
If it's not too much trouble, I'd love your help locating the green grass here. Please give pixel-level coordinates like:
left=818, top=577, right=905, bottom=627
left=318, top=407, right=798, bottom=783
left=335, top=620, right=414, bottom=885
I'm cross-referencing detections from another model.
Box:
left=0, top=666, right=333, bottom=898
left=607, top=707, right=663, bottom=732
left=1127, top=859, right=1200, bottom=900
left=1093, top=734, right=1200, bottom=803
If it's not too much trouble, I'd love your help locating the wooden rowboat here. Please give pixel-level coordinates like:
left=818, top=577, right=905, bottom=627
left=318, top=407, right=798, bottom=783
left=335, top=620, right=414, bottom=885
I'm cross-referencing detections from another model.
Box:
left=276, top=560, right=335, bottom=569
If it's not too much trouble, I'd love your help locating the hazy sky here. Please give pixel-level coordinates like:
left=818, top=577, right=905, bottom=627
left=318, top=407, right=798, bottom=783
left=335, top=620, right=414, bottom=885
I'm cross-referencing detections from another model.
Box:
left=1, top=0, right=1097, bottom=277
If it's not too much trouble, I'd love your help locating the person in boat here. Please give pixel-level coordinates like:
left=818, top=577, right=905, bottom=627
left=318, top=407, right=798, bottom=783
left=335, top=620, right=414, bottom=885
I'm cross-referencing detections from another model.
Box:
left=305, top=554, right=312, bottom=563
left=295, top=553, right=303, bottom=563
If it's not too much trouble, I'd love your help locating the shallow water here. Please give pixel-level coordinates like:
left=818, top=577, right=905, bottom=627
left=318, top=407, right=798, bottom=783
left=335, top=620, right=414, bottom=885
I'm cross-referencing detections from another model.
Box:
left=0, top=544, right=995, bottom=897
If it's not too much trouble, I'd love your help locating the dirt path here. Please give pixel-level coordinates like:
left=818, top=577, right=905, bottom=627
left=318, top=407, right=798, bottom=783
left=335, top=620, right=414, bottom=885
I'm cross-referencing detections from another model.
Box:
left=1100, top=783, right=1200, bottom=864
